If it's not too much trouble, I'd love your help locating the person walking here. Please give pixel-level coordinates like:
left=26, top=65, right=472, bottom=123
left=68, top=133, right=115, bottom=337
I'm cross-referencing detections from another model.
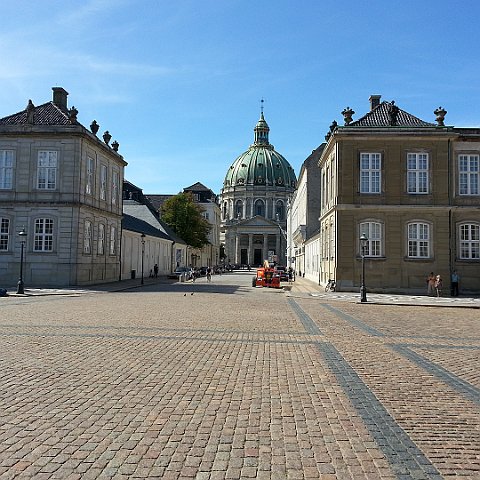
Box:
left=427, top=272, right=435, bottom=296
left=206, top=267, right=212, bottom=282
left=153, top=264, right=158, bottom=278
left=451, top=270, right=459, bottom=296
left=435, top=275, right=443, bottom=297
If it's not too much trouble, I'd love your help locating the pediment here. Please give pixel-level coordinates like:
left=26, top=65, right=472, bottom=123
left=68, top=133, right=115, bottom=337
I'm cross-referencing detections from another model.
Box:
left=235, top=215, right=280, bottom=228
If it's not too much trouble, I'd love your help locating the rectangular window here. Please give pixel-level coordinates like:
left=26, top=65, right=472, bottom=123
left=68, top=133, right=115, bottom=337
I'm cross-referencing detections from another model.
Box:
left=459, top=224, right=480, bottom=259
left=407, top=153, right=429, bottom=193
left=110, top=225, right=116, bottom=255
left=112, top=171, right=119, bottom=205
left=86, top=157, right=94, bottom=195
left=407, top=223, right=430, bottom=258
left=0, top=218, right=10, bottom=251
left=84, top=221, right=92, bottom=254
left=34, top=218, right=54, bottom=251
left=459, top=154, right=479, bottom=195
left=360, top=153, right=381, bottom=193
left=0, top=150, right=14, bottom=189
left=37, top=151, right=57, bottom=190
left=100, top=165, right=107, bottom=200
left=359, top=222, right=382, bottom=256
left=98, top=224, right=105, bottom=255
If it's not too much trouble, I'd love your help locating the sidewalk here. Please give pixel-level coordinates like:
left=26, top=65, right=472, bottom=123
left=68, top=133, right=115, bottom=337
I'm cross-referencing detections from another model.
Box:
left=287, top=275, right=480, bottom=308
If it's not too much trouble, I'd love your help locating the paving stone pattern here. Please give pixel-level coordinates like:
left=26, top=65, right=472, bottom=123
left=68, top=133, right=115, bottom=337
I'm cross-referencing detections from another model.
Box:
left=0, top=274, right=478, bottom=479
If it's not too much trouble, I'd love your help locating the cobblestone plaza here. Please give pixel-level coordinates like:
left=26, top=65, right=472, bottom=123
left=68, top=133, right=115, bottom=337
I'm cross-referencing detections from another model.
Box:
left=0, top=273, right=479, bottom=479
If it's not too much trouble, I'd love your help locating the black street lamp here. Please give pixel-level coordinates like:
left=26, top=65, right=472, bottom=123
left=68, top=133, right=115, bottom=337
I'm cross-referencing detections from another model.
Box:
left=17, top=227, right=27, bottom=294
left=360, top=233, right=368, bottom=303
left=140, top=233, right=145, bottom=285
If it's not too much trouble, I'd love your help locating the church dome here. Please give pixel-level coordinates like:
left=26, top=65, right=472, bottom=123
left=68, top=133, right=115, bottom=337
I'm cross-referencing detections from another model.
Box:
left=223, top=113, right=297, bottom=190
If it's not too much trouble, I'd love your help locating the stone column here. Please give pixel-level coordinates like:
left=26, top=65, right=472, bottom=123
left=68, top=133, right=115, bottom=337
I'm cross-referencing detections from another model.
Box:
left=235, top=234, right=240, bottom=264
left=275, top=234, right=280, bottom=262
left=263, top=234, right=268, bottom=263
left=248, top=234, right=253, bottom=265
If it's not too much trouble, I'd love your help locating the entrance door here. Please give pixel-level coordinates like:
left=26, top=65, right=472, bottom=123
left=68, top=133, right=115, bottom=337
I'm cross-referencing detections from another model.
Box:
left=254, top=249, right=263, bottom=266
left=240, top=249, right=248, bottom=265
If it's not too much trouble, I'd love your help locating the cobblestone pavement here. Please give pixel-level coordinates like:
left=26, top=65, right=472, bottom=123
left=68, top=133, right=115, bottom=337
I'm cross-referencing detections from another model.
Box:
left=0, top=272, right=478, bottom=479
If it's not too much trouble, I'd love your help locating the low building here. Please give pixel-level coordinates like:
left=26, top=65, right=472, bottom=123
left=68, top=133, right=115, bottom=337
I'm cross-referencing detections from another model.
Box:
left=0, top=87, right=126, bottom=287
left=319, top=95, right=480, bottom=294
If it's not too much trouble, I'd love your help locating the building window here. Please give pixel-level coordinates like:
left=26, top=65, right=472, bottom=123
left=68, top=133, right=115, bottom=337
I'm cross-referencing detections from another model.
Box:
left=98, top=224, right=105, bottom=255
left=110, top=225, right=116, bottom=255
left=34, top=218, right=54, bottom=251
left=459, top=154, right=479, bottom=195
left=254, top=199, right=265, bottom=217
left=360, top=153, right=381, bottom=193
left=37, top=151, right=57, bottom=190
left=0, top=218, right=10, bottom=251
left=235, top=200, right=243, bottom=219
left=86, top=157, right=94, bottom=195
left=203, top=212, right=210, bottom=221
left=407, top=153, right=429, bottom=193
left=359, top=221, right=382, bottom=256
left=275, top=201, right=285, bottom=221
left=84, top=221, right=92, bottom=254
left=459, top=223, right=479, bottom=259
left=112, top=171, right=119, bottom=205
left=100, top=165, right=107, bottom=200
left=0, top=150, right=14, bottom=189
left=407, top=222, right=430, bottom=258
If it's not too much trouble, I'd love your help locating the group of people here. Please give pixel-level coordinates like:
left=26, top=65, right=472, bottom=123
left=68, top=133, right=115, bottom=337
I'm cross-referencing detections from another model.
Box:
left=426, top=270, right=460, bottom=297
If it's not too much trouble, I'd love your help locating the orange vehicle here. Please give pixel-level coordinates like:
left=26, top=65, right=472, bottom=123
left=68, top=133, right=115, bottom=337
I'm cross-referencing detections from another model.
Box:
left=252, top=261, right=282, bottom=289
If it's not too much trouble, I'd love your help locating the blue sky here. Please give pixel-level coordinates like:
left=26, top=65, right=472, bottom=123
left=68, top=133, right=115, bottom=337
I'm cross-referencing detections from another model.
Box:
left=1, top=1, right=479, bottom=194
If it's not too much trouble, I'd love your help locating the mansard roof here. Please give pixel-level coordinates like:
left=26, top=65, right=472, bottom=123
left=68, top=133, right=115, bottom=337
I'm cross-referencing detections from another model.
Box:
left=348, top=101, right=436, bottom=128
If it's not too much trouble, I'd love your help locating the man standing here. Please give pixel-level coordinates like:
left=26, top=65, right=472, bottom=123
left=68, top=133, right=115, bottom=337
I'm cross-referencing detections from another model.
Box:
left=427, top=272, right=435, bottom=296
left=451, top=270, right=460, bottom=296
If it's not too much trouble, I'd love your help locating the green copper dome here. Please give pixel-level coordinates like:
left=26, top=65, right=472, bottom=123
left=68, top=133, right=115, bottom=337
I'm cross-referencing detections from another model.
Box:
left=223, top=113, right=297, bottom=189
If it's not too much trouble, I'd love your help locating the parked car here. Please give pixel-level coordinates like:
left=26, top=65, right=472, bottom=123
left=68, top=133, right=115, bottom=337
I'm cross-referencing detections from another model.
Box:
left=174, top=267, right=193, bottom=279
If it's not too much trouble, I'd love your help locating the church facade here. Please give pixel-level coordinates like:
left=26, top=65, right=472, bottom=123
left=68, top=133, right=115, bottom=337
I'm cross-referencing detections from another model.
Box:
left=220, top=112, right=296, bottom=266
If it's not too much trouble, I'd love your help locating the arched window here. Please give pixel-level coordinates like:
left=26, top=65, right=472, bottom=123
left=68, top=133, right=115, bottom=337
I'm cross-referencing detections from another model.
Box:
left=235, top=200, right=243, bottom=219
left=222, top=202, right=228, bottom=220
left=459, top=223, right=480, bottom=259
left=275, top=200, right=285, bottom=221
left=359, top=221, right=383, bottom=257
left=254, top=199, right=265, bottom=217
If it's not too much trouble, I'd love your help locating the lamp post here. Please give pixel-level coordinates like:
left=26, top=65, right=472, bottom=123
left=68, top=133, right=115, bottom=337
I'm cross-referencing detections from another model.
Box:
left=17, top=227, right=27, bottom=294
left=360, top=233, right=368, bottom=303
left=140, top=233, right=145, bottom=285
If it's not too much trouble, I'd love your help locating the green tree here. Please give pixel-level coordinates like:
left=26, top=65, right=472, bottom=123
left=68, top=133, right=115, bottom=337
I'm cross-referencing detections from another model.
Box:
left=161, top=192, right=211, bottom=248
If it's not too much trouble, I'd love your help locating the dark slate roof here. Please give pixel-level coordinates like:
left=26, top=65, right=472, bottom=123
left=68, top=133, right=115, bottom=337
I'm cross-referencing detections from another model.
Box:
left=184, top=182, right=211, bottom=192
left=348, top=101, right=435, bottom=128
left=146, top=194, right=174, bottom=211
left=122, top=213, right=172, bottom=241
left=0, top=101, right=72, bottom=126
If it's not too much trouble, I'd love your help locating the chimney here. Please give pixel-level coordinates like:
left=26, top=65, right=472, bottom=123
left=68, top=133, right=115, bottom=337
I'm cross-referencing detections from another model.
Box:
left=52, top=87, right=69, bottom=110
left=369, top=95, right=381, bottom=111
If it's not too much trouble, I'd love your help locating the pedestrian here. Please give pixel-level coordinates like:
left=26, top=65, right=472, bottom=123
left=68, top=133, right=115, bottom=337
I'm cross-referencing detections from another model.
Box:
left=206, top=267, right=212, bottom=282
left=153, top=264, right=158, bottom=278
left=288, top=267, right=293, bottom=284
left=451, top=270, right=459, bottom=296
left=426, top=272, right=435, bottom=296
left=434, top=275, right=443, bottom=297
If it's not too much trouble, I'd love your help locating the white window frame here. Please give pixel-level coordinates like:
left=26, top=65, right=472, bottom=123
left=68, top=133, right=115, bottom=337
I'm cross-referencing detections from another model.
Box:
left=360, top=152, right=381, bottom=194
left=407, top=152, right=429, bottom=194
left=98, top=223, right=105, bottom=255
left=459, top=154, right=479, bottom=195
left=86, top=157, right=95, bottom=195
left=100, top=164, right=107, bottom=200
left=359, top=221, right=383, bottom=257
left=34, top=218, right=54, bottom=252
left=37, top=151, right=58, bottom=190
left=0, top=217, right=10, bottom=251
left=235, top=200, right=243, bottom=219
left=254, top=199, right=265, bottom=217
left=407, top=222, right=430, bottom=258
left=110, top=225, right=116, bottom=255
left=459, top=223, right=480, bottom=259
left=84, top=221, right=92, bottom=254
left=275, top=200, right=285, bottom=221
left=0, top=150, right=14, bottom=189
